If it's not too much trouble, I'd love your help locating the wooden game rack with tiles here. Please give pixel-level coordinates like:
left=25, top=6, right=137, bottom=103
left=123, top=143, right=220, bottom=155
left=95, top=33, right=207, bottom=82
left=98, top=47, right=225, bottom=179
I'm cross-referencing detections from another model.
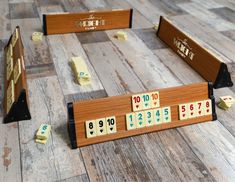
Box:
left=157, top=16, right=233, bottom=89
left=43, top=9, right=133, bottom=35
left=67, top=82, right=217, bottom=148
left=3, top=26, right=31, bottom=123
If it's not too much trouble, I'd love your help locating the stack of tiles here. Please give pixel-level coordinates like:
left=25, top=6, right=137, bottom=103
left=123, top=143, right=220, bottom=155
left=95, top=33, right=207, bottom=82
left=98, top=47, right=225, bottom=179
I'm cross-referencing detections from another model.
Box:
left=218, top=96, right=235, bottom=110
left=116, top=31, right=127, bottom=41
left=32, top=32, right=43, bottom=42
left=70, top=57, right=91, bottom=85
left=35, top=124, right=51, bottom=144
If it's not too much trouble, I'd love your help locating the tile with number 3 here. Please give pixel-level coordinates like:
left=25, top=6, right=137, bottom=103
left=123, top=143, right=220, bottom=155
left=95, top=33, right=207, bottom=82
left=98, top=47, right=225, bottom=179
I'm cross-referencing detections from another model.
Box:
left=145, top=110, right=154, bottom=126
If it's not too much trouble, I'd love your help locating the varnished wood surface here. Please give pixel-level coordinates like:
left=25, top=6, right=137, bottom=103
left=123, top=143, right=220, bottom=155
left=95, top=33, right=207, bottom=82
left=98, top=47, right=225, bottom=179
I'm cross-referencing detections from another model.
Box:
left=0, top=0, right=235, bottom=181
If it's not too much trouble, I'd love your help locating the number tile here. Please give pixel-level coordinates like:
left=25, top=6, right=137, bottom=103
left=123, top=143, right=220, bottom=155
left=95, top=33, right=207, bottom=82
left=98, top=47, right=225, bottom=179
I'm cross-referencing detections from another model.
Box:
left=153, top=108, right=162, bottom=125
left=136, top=111, right=145, bottom=128
left=96, top=118, right=106, bottom=136
left=162, top=106, right=171, bottom=123
left=150, top=91, right=160, bottom=108
left=126, top=113, right=136, bottom=130
left=132, top=94, right=142, bottom=111
left=203, top=99, right=212, bottom=115
left=85, top=120, right=96, bottom=138
left=142, top=93, right=151, bottom=110
left=188, top=102, right=196, bottom=119
left=195, top=101, right=204, bottom=117
left=106, top=116, right=117, bottom=134
left=179, top=103, right=188, bottom=120
left=145, top=110, right=154, bottom=126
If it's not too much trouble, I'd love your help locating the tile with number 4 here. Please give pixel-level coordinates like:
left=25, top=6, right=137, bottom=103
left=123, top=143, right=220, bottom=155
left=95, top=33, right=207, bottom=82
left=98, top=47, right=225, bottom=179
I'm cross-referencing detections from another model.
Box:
left=162, top=107, right=171, bottom=123
left=136, top=111, right=145, bottom=128
left=203, top=99, right=212, bottom=115
left=179, top=104, right=188, bottom=120
left=188, top=102, right=196, bottom=118
left=132, top=94, right=142, bottom=111
left=142, top=93, right=151, bottom=110
left=106, top=116, right=117, bottom=134
left=126, top=113, right=136, bottom=130
left=145, top=110, right=154, bottom=126
left=85, top=120, right=96, bottom=138
left=195, top=101, right=203, bottom=117
left=153, top=108, right=162, bottom=125
left=150, top=91, right=160, bottom=108
left=96, top=118, right=106, bottom=136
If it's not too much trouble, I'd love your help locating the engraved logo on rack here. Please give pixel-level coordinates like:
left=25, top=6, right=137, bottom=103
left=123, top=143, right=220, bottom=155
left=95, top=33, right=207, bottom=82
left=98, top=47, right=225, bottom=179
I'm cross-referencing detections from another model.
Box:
left=173, top=37, right=195, bottom=61
left=75, top=14, right=105, bottom=30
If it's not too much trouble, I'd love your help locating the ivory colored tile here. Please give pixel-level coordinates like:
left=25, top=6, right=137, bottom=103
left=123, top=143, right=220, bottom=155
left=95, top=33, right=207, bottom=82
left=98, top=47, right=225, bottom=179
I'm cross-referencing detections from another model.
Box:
left=150, top=91, right=160, bottom=108
left=13, top=58, right=22, bottom=84
left=153, top=108, right=162, bottom=125
left=132, top=94, right=142, bottom=111
left=203, top=99, right=212, bottom=115
left=6, top=44, right=13, bottom=60
left=178, top=103, right=188, bottom=120
left=96, top=118, right=106, bottom=136
left=162, top=106, right=171, bottom=123
left=142, top=93, right=151, bottom=110
left=145, top=109, right=154, bottom=126
left=6, top=57, right=13, bottom=81
left=106, top=116, right=117, bottom=134
left=195, top=101, right=204, bottom=117
left=11, top=28, right=19, bottom=47
left=188, top=102, right=197, bottom=119
left=35, top=138, right=47, bottom=144
left=85, top=120, right=96, bottom=138
left=36, top=124, right=51, bottom=140
left=126, top=113, right=136, bottom=130
left=136, top=111, right=145, bottom=128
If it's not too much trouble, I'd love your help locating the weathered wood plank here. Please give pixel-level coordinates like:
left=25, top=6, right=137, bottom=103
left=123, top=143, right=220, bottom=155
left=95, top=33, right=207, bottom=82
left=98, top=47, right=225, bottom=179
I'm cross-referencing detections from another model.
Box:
left=61, top=174, right=89, bottom=182
left=11, top=18, right=56, bottom=78
left=190, top=0, right=224, bottom=9
left=177, top=2, right=235, bottom=31
left=9, top=2, right=39, bottom=19
left=169, top=15, right=235, bottom=65
left=76, top=31, right=110, bottom=44
left=213, top=0, right=235, bottom=11
left=82, top=41, right=215, bottom=181
left=20, top=76, right=86, bottom=182
left=210, top=7, right=235, bottom=24
left=154, top=48, right=235, bottom=180
left=0, top=122, right=22, bottom=182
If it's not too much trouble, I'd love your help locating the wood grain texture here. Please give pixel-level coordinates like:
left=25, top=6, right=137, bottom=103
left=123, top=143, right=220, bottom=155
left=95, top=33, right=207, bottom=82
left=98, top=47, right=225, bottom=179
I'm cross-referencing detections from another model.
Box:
left=19, top=76, right=86, bottom=182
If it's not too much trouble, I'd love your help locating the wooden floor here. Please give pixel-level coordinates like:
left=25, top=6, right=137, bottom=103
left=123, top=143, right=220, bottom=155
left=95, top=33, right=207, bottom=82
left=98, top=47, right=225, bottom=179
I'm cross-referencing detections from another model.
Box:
left=1, top=0, right=235, bottom=181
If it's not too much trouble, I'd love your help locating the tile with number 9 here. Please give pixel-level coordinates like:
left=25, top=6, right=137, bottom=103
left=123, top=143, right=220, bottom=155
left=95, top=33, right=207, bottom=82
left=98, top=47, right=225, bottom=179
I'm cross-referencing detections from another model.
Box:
left=96, top=118, right=106, bottom=136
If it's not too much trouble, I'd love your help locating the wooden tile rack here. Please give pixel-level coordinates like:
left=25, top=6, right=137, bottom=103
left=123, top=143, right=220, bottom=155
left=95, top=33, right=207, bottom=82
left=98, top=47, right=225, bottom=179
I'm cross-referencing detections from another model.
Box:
left=67, top=82, right=216, bottom=149
left=3, top=27, right=31, bottom=123
left=157, top=16, right=233, bottom=89
left=43, top=9, right=133, bottom=35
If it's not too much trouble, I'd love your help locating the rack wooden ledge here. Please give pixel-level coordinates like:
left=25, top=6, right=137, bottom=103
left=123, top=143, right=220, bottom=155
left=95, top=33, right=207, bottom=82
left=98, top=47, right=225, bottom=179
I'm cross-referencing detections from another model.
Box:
left=157, top=16, right=233, bottom=89
left=67, top=82, right=216, bottom=149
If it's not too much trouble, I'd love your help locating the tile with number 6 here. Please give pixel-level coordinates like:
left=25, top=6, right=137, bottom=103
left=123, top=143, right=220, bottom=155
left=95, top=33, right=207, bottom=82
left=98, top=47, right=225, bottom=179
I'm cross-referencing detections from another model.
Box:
left=188, top=102, right=196, bottom=118
left=145, top=110, right=154, bottom=126
left=126, top=113, right=136, bottom=130
left=106, top=116, right=117, bottom=134
left=162, top=107, right=171, bottom=123
left=132, top=94, right=142, bottom=111
left=150, top=91, right=160, bottom=108
left=85, top=120, right=96, bottom=138
left=153, top=108, right=162, bottom=125
left=96, top=118, right=106, bottom=136
left=142, top=93, right=151, bottom=110
left=203, top=99, right=212, bottom=115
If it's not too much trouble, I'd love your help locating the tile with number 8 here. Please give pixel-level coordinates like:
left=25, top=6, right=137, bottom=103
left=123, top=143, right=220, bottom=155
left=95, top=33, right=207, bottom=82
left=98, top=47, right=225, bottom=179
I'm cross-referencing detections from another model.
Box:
left=106, top=116, right=117, bottom=134
left=150, top=91, right=160, bottom=108
left=136, top=111, right=145, bottom=128
left=145, top=110, right=154, bottom=126
left=126, top=113, right=136, bottom=130
left=132, top=94, right=142, bottom=111
left=162, top=106, right=171, bottom=123
left=85, top=120, right=96, bottom=138
left=96, top=118, right=106, bottom=136
left=203, top=99, right=212, bottom=115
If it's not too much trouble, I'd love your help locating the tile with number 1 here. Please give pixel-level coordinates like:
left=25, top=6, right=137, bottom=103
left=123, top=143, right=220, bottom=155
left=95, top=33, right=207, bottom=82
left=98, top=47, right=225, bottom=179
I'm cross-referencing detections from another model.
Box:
left=126, top=113, right=136, bottom=130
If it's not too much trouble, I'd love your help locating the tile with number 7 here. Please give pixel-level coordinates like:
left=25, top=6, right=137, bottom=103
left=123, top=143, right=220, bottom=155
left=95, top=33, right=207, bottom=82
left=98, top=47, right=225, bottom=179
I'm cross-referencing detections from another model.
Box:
left=162, top=106, right=171, bottom=123
left=188, top=102, right=196, bottom=119
left=150, top=91, right=160, bottom=108
left=203, top=99, right=212, bottom=115
left=132, top=94, right=142, bottom=111
left=195, top=101, right=203, bottom=117
left=96, top=118, right=106, bottom=136
left=142, top=93, right=151, bottom=110
left=179, top=104, right=188, bottom=120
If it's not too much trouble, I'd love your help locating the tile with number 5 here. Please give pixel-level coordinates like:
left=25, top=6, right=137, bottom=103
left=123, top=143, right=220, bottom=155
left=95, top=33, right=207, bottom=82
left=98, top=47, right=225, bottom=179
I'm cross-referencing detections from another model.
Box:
left=178, top=104, right=188, bottom=120
left=85, top=120, right=96, bottom=138
left=132, top=94, right=142, bottom=111
left=162, top=107, right=171, bottom=123
left=106, top=116, right=117, bottom=134
left=96, top=118, right=106, bottom=136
